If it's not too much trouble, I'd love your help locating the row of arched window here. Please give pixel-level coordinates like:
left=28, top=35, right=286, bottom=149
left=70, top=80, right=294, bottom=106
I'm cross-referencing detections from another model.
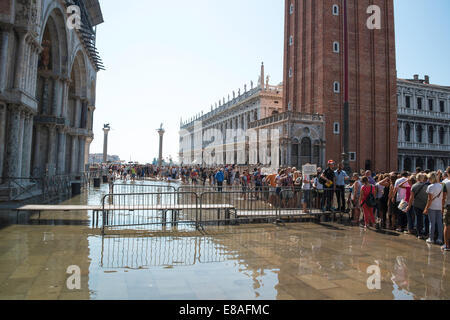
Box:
left=403, top=123, right=446, bottom=144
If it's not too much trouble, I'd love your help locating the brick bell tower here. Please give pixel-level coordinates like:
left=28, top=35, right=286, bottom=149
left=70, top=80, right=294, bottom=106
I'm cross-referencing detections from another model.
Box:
left=283, top=0, right=398, bottom=172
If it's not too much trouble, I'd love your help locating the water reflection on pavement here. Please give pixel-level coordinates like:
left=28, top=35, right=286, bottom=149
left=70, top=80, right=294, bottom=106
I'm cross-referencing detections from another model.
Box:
left=0, top=182, right=448, bottom=300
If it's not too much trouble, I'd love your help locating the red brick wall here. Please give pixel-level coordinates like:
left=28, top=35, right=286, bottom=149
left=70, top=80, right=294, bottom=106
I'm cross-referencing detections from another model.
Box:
left=283, top=0, right=398, bottom=172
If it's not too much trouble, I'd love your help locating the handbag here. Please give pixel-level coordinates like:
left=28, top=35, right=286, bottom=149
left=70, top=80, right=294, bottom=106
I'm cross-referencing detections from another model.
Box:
left=398, top=199, right=408, bottom=213
left=363, top=186, right=377, bottom=208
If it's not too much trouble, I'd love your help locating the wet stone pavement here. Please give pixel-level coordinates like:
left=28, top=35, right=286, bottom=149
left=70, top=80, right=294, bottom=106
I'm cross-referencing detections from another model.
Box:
left=0, top=183, right=449, bottom=300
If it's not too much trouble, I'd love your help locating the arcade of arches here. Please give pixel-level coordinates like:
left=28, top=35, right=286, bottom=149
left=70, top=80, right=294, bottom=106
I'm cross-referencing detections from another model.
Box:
left=0, top=3, right=98, bottom=181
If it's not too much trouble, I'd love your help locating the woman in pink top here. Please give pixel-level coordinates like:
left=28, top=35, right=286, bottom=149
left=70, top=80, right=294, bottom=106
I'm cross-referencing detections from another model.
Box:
left=359, top=176, right=376, bottom=229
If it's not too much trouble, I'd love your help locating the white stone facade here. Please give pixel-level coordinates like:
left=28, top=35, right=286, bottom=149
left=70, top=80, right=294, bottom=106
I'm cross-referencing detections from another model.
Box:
left=0, top=0, right=103, bottom=181
left=179, top=64, right=326, bottom=168
left=397, top=76, right=450, bottom=171
left=181, top=73, right=449, bottom=172
left=179, top=64, right=286, bottom=166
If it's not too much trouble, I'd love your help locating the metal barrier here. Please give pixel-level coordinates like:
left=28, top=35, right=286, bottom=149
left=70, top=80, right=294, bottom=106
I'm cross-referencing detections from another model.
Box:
left=277, top=187, right=352, bottom=221
left=101, top=192, right=199, bottom=234
left=100, top=235, right=228, bottom=269
left=198, top=190, right=279, bottom=227
left=278, top=188, right=322, bottom=221
left=99, top=186, right=353, bottom=234
left=177, top=185, right=248, bottom=194
left=0, top=177, right=44, bottom=202
left=42, top=175, right=72, bottom=201
left=0, top=175, right=82, bottom=202
left=111, top=183, right=177, bottom=194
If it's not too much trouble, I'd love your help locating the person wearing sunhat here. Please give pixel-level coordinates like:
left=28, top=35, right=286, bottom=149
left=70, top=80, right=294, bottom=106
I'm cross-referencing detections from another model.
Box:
left=321, top=160, right=336, bottom=212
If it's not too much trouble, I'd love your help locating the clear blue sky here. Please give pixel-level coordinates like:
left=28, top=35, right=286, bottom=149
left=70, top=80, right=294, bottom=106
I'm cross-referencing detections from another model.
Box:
left=91, top=0, right=450, bottom=164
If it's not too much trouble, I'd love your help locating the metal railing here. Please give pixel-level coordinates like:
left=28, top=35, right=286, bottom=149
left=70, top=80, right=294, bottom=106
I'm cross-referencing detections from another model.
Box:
left=0, top=177, right=44, bottom=202
left=97, top=186, right=354, bottom=234
left=110, top=183, right=177, bottom=194
left=177, top=185, right=248, bottom=194
left=100, top=235, right=228, bottom=269
left=0, top=173, right=93, bottom=202
left=198, top=190, right=279, bottom=227
left=101, top=192, right=199, bottom=233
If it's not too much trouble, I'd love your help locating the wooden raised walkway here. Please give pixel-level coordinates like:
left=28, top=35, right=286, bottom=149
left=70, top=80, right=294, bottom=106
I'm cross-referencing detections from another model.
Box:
left=0, top=203, right=236, bottom=226
left=1, top=204, right=235, bottom=213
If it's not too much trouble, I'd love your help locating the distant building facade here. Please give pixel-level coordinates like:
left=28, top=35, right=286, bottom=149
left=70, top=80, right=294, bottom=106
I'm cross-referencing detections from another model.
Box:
left=179, top=64, right=284, bottom=166
left=0, top=0, right=103, bottom=182
left=397, top=75, right=450, bottom=171
left=89, top=153, right=121, bottom=164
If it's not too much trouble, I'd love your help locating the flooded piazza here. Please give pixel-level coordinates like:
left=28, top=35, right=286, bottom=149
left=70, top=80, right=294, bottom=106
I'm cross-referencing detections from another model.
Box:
left=0, top=182, right=449, bottom=300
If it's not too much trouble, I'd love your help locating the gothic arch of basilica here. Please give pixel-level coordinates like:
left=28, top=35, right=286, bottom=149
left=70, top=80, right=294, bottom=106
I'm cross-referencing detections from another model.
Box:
left=0, top=0, right=103, bottom=183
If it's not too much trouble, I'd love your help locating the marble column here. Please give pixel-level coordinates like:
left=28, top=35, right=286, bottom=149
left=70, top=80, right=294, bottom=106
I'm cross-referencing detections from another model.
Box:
left=32, top=125, right=41, bottom=177
left=89, top=108, right=94, bottom=130
left=434, top=125, right=438, bottom=145
left=399, top=155, right=404, bottom=172
left=30, top=46, right=39, bottom=95
left=23, top=39, right=31, bottom=93
left=57, top=129, right=66, bottom=175
left=399, top=122, right=405, bottom=142
left=5, top=106, right=21, bottom=178
left=412, top=123, right=416, bottom=143
left=0, top=104, right=6, bottom=180
left=446, top=127, right=450, bottom=145
left=80, top=100, right=87, bottom=128
left=13, top=32, right=26, bottom=90
left=412, top=157, right=416, bottom=171
left=16, top=111, right=25, bottom=173
left=70, top=136, right=78, bottom=174
left=47, top=125, right=57, bottom=175
left=42, top=77, right=51, bottom=114
left=84, top=139, right=91, bottom=167
left=423, top=124, right=428, bottom=144
left=61, top=79, right=70, bottom=118
left=21, top=113, right=33, bottom=178
left=78, top=137, right=86, bottom=173
left=0, top=30, right=10, bottom=93
left=52, top=77, right=61, bottom=116
left=74, top=98, right=82, bottom=128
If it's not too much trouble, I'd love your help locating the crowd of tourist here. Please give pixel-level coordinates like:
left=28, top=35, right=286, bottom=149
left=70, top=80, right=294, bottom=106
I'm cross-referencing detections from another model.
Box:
left=98, top=161, right=450, bottom=251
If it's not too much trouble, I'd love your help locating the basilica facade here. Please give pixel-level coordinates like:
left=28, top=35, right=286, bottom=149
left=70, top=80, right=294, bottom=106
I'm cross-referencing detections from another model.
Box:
left=0, top=0, right=103, bottom=184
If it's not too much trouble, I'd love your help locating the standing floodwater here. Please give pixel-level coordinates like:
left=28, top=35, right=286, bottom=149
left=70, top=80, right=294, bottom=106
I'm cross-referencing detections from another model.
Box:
left=0, top=181, right=449, bottom=299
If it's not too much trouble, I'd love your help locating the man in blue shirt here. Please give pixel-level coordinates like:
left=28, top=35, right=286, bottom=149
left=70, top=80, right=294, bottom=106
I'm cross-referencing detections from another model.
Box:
left=335, top=163, right=349, bottom=212
left=215, top=168, right=225, bottom=192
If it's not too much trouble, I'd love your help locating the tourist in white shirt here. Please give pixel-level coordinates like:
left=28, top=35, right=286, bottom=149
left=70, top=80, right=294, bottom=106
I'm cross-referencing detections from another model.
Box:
left=423, top=172, right=446, bottom=245
left=302, top=174, right=312, bottom=213
left=313, top=173, right=324, bottom=211
left=394, top=172, right=410, bottom=232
